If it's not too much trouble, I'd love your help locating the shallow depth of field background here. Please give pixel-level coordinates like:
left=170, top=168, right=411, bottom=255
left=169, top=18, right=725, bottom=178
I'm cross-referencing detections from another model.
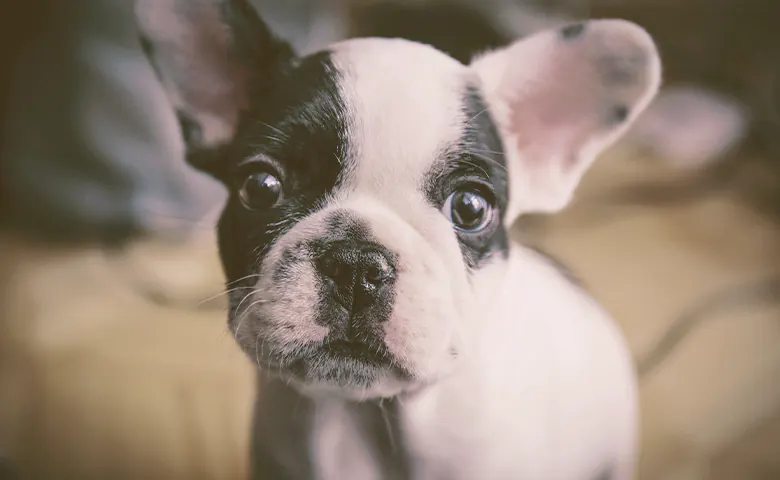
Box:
left=1, top=1, right=779, bottom=479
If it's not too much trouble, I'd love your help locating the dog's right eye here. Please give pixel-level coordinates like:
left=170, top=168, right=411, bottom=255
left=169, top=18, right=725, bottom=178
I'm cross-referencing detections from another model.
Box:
left=239, top=171, right=283, bottom=210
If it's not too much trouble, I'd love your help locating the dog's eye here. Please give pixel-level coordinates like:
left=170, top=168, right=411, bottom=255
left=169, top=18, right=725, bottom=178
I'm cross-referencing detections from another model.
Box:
left=442, top=188, right=493, bottom=232
left=239, top=171, right=283, bottom=210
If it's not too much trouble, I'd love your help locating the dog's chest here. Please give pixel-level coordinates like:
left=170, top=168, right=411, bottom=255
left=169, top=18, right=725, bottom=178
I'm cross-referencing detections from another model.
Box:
left=309, top=374, right=578, bottom=480
left=311, top=399, right=412, bottom=480
left=310, top=393, right=556, bottom=480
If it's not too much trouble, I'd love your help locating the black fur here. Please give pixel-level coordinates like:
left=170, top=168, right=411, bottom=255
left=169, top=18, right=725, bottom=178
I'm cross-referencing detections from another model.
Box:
left=425, top=84, right=509, bottom=269
left=252, top=374, right=413, bottom=480
left=217, top=51, right=349, bottom=287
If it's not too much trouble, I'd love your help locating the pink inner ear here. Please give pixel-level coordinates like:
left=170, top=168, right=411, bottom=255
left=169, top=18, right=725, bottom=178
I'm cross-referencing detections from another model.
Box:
left=506, top=48, right=608, bottom=171
left=183, top=4, right=251, bottom=114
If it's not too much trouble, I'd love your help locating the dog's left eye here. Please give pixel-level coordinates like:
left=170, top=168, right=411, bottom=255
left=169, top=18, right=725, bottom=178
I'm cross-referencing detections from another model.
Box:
left=442, top=188, right=494, bottom=232
left=239, top=171, right=283, bottom=210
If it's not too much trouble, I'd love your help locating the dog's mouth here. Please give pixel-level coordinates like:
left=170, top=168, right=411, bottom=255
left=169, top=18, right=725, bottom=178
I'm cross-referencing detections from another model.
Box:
left=320, top=339, right=391, bottom=366
left=273, top=336, right=411, bottom=388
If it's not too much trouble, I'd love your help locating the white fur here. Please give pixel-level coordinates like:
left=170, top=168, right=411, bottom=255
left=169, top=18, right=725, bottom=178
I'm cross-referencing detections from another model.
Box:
left=398, top=248, right=638, bottom=480
left=312, top=400, right=381, bottom=480
left=329, top=38, right=469, bottom=192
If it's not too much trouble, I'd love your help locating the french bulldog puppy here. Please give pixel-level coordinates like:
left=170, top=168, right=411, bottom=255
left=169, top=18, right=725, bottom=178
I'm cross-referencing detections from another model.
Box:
left=135, top=1, right=661, bottom=478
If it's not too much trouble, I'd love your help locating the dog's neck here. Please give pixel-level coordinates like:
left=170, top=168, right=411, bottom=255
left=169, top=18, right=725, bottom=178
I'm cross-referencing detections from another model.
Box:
left=252, top=368, right=419, bottom=478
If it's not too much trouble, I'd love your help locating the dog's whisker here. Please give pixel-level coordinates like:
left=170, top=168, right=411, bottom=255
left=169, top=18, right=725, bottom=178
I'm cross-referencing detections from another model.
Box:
left=231, top=296, right=271, bottom=343
left=468, top=147, right=506, bottom=157
left=258, top=121, right=288, bottom=139
left=464, top=151, right=509, bottom=174
left=465, top=107, right=489, bottom=126
left=267, top=219, right=288, bottom=228
left=255, top=333, right=262, bottom=368
left=224, top=273, right=262, bottom=288
left=457, top=158, right=492, bottom=178
left=232, top=290, right=258, bottom=317
left=198, top=286, right=255, bottom=306
left=379, top=402, right=397, bottom=453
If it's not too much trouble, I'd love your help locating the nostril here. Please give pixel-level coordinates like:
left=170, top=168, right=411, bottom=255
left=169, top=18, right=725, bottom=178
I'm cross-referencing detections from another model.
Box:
left=364, top=261, right=393, bottom=285
left=315, top=242, right=395, bottom=292
left=318, top=255, right=340, bottom=280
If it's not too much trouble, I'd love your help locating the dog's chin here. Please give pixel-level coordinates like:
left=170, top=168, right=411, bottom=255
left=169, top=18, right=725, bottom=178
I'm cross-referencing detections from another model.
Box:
left=261, top=343, right=420, bottom=400
left=292, top=373, right=414, bottom=401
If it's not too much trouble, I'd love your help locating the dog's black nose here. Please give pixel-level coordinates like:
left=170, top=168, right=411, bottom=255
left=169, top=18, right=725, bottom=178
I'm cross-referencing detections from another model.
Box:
left=315, top=241, right=396, bottom=313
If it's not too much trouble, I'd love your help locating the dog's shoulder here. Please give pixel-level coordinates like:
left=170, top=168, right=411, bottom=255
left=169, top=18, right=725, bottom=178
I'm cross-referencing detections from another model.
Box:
left=523, top=243, right=586, bottom=290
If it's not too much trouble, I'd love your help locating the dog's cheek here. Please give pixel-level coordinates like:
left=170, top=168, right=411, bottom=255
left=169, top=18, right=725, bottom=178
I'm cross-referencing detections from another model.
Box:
left=224, top=210, right=332, bottom=359
left=380, top=236, right=472, bottom=379
left=259, top=261, right=329, bottom=346
left=230, top=256, right=328, bottom=361
left=384, top=278, right=464, bottom=379
left=217, top=202, right=279, bottom=284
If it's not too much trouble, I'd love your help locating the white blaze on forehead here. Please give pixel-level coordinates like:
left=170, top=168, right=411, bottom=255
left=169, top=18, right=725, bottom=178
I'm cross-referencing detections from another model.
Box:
left=329, top=38, right=470, bottom=195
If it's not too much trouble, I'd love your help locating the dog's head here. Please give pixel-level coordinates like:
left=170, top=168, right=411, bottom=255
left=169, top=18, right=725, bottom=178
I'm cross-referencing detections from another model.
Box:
left=136, top=0, right=660, bottom=399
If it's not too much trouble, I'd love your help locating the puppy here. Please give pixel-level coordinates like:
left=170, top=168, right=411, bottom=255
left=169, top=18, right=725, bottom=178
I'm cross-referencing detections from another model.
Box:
left=135, top=1, right=661, bottom=478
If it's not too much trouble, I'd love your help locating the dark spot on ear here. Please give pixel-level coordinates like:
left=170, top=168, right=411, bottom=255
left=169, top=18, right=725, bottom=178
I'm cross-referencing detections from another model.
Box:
left=560, top=23, right=586, bottom=40
left=610, top=104, right=630, bottom=124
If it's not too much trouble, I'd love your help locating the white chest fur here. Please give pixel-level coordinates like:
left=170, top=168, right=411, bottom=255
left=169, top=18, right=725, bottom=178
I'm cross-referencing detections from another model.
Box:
left=311, top=245, right=638, bottom=480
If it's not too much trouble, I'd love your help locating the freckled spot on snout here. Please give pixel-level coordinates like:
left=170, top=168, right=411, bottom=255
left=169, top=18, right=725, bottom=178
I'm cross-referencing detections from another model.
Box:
left=560, top=23, right=586, bottom=40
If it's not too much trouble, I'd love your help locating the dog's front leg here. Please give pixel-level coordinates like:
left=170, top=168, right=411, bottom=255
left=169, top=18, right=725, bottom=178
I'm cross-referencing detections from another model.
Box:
left=250, top=374, right=316, bottom=480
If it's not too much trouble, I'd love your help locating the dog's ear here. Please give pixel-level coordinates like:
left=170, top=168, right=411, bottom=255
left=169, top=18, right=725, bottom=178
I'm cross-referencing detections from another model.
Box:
left=135, top=0, right=294, bottom=169
left=471, top=20, right=661, bottom=223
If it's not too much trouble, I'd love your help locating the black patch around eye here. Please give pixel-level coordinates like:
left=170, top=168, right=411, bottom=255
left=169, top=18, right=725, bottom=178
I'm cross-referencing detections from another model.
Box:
left=424, top=84, right=509, bottom=270
left=216, top=52, right=351, bottom=284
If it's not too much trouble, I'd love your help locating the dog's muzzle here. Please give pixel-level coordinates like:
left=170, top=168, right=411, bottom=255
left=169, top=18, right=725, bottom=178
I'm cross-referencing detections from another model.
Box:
left=313, top=241, right=396, bottom=351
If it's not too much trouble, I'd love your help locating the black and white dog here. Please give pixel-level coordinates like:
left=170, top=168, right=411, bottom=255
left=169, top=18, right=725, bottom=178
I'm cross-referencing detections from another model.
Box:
left=135, top=1, right=660, bottom=478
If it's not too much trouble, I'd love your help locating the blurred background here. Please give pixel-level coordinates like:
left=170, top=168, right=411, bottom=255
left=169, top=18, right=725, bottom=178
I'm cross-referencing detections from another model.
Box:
left=1, top=0, right=779, bottom=479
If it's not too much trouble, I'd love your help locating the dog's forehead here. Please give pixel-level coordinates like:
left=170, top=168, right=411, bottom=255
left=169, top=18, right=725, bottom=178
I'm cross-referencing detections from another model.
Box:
left=328, top=38, right=473, bottom=188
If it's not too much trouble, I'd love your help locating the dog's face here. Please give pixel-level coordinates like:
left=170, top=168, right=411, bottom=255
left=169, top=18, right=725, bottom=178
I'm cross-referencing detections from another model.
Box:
left=136, top=0, right=660, bottom=398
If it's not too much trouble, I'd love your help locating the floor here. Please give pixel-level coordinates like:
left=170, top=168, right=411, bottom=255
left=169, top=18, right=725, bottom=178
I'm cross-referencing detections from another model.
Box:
left=1, top=145, right=779, bottom=479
